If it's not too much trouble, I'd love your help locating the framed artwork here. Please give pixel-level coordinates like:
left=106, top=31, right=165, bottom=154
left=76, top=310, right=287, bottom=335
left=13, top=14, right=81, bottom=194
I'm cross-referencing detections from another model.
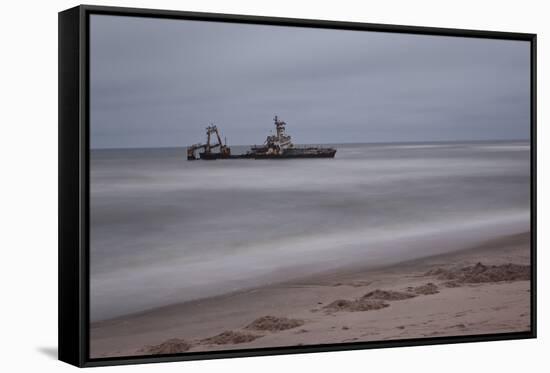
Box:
left=59, top=5, right=536, bottom=367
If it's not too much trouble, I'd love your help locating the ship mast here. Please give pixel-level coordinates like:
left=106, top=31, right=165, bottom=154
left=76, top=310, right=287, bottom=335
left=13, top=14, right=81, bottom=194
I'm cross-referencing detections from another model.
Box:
left=274, top=115, right=286, bottom=141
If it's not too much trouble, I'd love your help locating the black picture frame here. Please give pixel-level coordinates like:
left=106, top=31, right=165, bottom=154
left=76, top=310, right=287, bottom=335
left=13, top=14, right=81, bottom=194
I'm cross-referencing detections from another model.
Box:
left=59, top=4, right=537, bottom=368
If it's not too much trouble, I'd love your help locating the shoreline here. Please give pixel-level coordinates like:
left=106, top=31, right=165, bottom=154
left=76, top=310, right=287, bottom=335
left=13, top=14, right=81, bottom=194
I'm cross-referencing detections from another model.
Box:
left=90, top=214, right=529, bottom=322
left=90, top=231, right=531, bottom=358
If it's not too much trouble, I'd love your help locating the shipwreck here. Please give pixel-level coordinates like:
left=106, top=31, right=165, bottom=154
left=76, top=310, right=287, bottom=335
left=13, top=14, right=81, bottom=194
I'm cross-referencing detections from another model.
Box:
left=187, top=116, right=337, bottom=160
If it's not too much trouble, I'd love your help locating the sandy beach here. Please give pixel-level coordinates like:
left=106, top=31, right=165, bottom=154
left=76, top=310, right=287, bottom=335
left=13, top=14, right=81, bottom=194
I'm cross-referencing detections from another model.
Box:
left=89, top=231, right=531, bottom=358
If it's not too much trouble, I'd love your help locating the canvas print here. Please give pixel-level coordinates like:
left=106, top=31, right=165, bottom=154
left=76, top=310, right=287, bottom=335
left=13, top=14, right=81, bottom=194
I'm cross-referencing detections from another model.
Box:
left=89, top=15, right=532, bottom=358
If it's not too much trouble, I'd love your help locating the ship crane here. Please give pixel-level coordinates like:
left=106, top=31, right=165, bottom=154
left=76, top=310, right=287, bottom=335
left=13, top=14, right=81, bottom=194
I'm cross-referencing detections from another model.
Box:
left=187, top=123, right=231, bottom=160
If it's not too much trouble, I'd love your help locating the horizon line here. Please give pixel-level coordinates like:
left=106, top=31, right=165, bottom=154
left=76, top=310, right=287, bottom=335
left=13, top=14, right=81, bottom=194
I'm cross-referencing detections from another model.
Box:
left=90, top=138, right=530, bottom=151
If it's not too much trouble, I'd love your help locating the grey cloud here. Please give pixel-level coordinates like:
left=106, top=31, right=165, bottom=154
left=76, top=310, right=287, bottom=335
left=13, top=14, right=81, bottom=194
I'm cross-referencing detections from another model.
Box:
left=90, top=15, right=530, bottom=148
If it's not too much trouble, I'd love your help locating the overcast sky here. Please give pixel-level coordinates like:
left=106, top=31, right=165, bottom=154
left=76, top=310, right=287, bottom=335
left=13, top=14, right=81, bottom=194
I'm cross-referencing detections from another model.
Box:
left=90, top=15, right=530, bottom=149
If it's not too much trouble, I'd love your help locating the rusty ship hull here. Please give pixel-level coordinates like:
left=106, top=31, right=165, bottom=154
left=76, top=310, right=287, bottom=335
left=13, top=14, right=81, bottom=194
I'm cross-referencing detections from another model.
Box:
left=199, top=151, right=336, bottom=160
left=198, top=152, right=244, bottom=160
left=242, top=148, right=336, bottom=159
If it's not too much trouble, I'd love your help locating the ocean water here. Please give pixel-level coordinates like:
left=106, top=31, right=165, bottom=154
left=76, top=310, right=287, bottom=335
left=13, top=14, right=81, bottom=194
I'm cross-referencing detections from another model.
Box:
left=90, top=141, right=530, bottom=321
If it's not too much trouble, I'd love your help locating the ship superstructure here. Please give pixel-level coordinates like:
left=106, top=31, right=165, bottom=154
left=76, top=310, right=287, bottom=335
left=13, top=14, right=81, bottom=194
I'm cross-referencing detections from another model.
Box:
left=244, top=116, right=336, bottom=159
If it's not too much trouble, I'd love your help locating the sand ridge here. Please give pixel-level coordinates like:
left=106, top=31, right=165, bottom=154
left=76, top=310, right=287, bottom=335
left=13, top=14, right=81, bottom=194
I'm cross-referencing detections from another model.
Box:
left=200, top=330, right=262, bottom=345
left=424, top=262, right=530, bottom=286
left=362, top=289, right=418, bottom=301
left=411, top=283, right=440, bottom=295
left=323, top=299, right=389, bottom=313
left=245, top=316, right=305, bottom=332
left=139, top=338, right=192, bottom=355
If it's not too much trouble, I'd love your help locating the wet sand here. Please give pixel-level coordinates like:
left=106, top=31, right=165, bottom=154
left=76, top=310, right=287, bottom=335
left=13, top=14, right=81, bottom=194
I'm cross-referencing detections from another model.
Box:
left=90, top=232, right=531, bottom=358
